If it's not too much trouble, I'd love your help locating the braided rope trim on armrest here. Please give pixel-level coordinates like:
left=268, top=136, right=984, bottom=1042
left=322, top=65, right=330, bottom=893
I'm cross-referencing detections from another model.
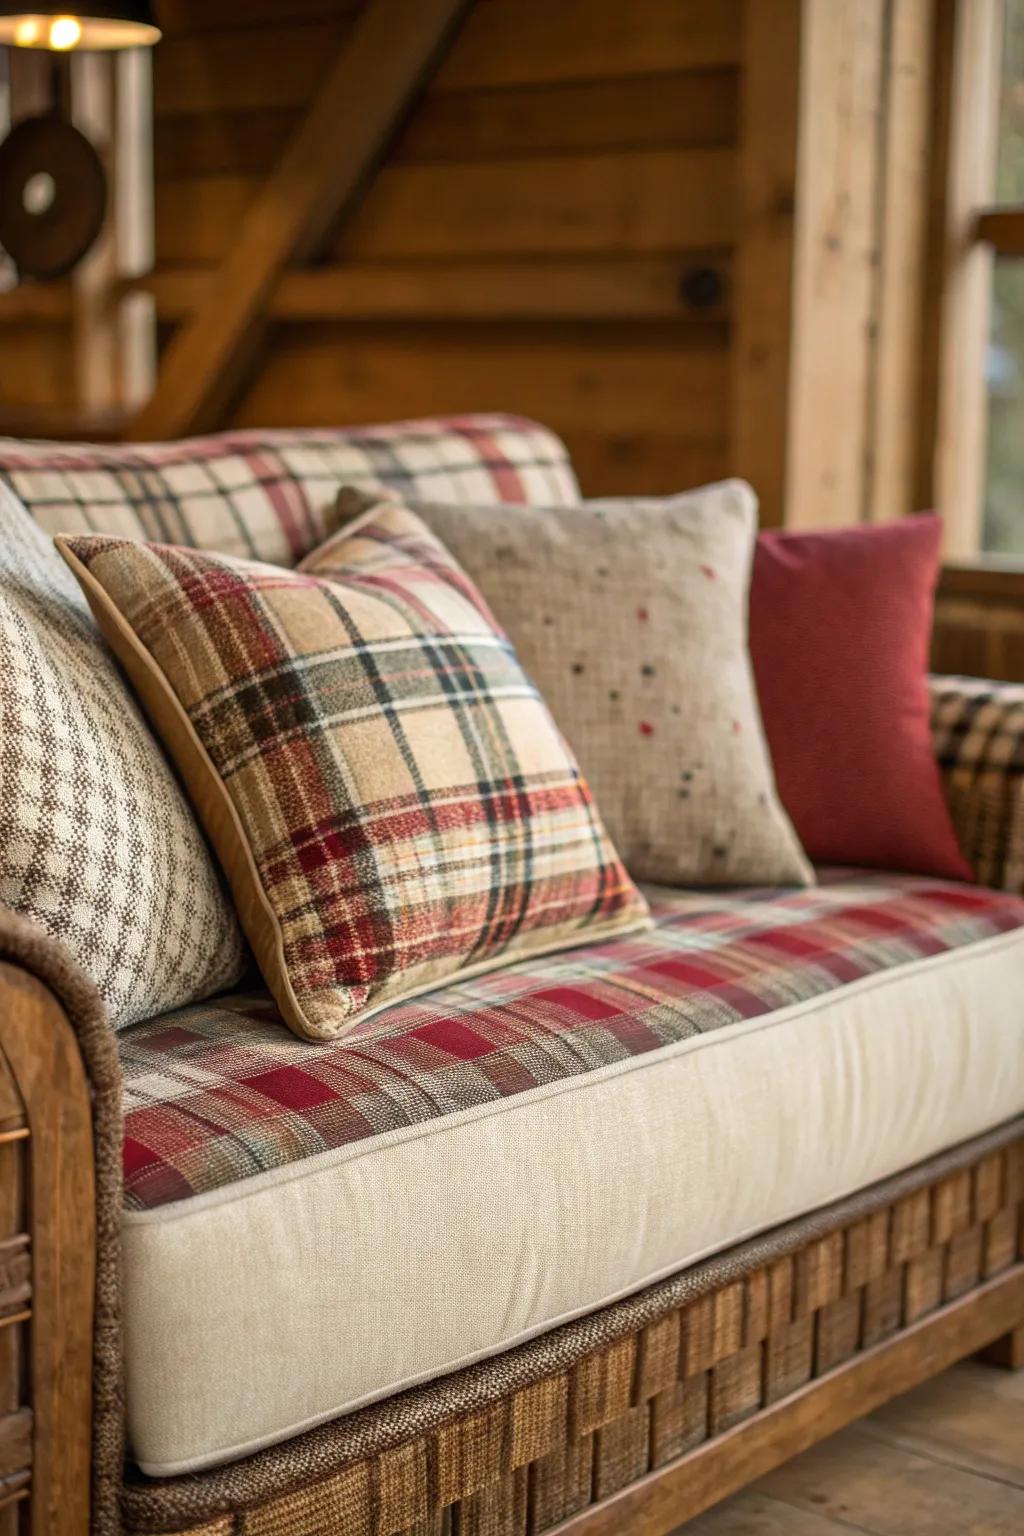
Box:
left=930, top=675, right=1024, bottom=894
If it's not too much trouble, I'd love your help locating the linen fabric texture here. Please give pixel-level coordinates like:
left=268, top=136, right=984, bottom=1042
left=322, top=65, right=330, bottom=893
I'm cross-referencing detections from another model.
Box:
left=0, top=483, right=243, bottom=1027
left=0, top=414, right=577, bottom=567
left=330, top=480, right=811, bottom=888
left=750, top=516, right=973, bottom=880
left=117, top=873, right=1024, bottom=1474
left=57, top=505, right=648, bottom=1042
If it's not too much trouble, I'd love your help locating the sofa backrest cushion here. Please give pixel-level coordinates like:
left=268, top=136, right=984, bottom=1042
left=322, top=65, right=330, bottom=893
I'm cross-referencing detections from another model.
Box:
left=0, top=483, right=245, bottom=1027
left=0, top=415, right=578, bottom=568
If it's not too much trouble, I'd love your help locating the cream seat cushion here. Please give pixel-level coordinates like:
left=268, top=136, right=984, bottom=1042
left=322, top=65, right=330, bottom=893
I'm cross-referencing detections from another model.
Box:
left=118, top=873, right=1024, bottom=1475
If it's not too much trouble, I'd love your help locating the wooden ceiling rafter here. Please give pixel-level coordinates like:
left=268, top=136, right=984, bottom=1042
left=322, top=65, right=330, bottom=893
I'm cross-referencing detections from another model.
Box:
left=126, top=0, right=472, bottom=441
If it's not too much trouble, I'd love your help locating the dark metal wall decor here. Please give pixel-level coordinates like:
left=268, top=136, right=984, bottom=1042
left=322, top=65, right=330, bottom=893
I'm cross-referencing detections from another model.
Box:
left=0, top=5, right=159, bottom=279
left=0, top=108, right=105, bottom=277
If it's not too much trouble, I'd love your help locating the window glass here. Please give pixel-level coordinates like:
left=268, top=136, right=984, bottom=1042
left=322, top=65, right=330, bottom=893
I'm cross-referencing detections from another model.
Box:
left=983, top=263, right=1024, bottom=555
left=997, top=0, right=1024, bottom=201
left=982, top=1, right=1024, bottom=555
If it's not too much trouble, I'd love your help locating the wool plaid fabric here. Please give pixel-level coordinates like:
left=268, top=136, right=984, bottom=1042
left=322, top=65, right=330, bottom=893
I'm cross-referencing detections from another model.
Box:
left=930, top=675, right=1024, bottom=895
left=59, top=504, right=648, bottom=1041
left=0, top=415, right=577, bottom=567
left=118, top=872, right=1024, bottom=1211
left=0, top=483, right=243, bottom=1028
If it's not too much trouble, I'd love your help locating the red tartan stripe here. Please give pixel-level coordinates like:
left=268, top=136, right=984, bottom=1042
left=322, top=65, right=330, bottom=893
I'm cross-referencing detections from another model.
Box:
left=118, top=873, right=1024, bottom=1212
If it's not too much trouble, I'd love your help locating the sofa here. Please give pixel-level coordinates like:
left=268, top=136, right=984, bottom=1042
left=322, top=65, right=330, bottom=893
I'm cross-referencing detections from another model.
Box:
left=0, top=415, right=1019, bottom=1536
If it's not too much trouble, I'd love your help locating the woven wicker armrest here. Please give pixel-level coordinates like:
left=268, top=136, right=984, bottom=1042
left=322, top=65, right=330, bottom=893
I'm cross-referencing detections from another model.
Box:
left=0, top=905, right=124, bottom=1534
left=930, top=674, right=1024, bottom=894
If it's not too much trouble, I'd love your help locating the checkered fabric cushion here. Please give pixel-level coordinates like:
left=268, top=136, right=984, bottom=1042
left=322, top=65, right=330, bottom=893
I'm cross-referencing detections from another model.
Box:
left=59, top=504, right=648, bottom=1041
left=0, top=483, right=244, bottom=1027
left=930, top=675, right=1024, bottom=895
left=118, top=872, right=1024, bottom=1211
left=0, top=415, right=577, bottom=567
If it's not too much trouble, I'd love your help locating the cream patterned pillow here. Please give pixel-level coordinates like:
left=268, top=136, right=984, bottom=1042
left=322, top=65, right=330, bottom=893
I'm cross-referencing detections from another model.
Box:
left=0, top=484, right=244, bottom=1026
left=331, top=481, right=812, bottom=888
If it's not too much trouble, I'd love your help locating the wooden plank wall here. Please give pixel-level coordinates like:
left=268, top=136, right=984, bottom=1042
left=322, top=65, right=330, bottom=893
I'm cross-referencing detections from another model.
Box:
left=150, top=0, right=740, bottom=496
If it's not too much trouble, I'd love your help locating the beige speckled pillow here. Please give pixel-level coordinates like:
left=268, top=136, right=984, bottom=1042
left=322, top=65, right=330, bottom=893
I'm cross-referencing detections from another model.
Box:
left=329, top=480, right=812, bottom=889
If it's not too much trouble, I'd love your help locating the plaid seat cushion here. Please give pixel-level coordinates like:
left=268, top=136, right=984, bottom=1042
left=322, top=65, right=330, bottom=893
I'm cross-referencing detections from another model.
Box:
left=0, top=414, right=577, bottom=567
left=60, top=504, right=648, bottom=1041
left=118, top=872, right=1024, bottom=1212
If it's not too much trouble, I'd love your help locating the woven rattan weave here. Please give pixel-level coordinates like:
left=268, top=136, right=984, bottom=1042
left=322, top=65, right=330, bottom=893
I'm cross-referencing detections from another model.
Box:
left=119, top=1124, right=1023, bottom=1536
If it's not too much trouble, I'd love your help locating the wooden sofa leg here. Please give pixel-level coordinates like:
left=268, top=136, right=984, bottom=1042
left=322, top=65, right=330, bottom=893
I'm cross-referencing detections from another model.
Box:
left=0, top=962, right=95, bottom=1535
left=978, top=1324, right=1024, bottom=1370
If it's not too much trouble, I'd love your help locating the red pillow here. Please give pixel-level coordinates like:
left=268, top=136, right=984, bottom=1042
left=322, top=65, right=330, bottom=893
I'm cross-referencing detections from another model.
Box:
left=749, top=516, right=972, bottom=880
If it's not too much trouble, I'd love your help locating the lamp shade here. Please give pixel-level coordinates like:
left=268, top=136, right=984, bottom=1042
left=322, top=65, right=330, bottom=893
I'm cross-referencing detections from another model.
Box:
left=0, top=4, right=160, bottom=48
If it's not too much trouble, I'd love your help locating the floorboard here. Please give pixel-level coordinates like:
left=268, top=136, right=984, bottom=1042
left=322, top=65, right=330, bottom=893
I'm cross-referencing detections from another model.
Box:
left=676, top=1360, right=1024, bottom=1535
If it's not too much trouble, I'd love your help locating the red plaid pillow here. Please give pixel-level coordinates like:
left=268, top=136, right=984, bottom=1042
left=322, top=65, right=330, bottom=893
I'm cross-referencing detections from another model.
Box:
left=58, top=506, right=649, bottom=1041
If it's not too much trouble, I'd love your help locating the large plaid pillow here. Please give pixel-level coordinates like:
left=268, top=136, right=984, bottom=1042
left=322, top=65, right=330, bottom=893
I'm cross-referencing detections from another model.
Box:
left=0, top=483, right=244, bottom=1027
left=0, top=415, right=577, bottom=568
left=57, top=507, right=649, bottom=1041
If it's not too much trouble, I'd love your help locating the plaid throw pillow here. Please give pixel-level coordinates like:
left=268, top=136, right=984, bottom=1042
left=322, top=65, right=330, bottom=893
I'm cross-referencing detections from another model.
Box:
left=0, top=484, right=244, bottom=1027
left=0, top=415, right=577, bottom=568
left=58, top=507, right=649, bottom=1041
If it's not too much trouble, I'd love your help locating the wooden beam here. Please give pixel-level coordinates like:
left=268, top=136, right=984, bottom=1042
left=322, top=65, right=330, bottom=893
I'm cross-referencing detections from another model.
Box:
left=867, top=0, right=934, bottom=524
left=917, top=0, right=1002, bottom=558
left=976, top=207, right=1024, bottom=255
left=127, top=254, right=733, bottom=325
left=729, top=0, right=804, bottom=528
left=0, top=288, right=74, bottom=325
left=785, top=0, right=889, bottom=530
left=127, top=0, right=471, bottom=441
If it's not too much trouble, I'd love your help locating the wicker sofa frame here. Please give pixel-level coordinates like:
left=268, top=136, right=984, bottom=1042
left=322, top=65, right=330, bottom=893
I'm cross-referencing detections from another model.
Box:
left=0, top=672, right=1021, bottom=1536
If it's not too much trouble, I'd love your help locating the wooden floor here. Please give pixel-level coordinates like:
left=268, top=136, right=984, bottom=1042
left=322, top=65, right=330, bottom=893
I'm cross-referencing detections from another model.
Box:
left=674, top=1361, right=1024, bottom=1535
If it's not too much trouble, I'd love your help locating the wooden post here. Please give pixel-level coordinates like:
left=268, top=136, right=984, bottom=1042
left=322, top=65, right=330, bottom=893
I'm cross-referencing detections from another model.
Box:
left=917, top=0, right=1003, bottom=557
left=730, top=0, right=804, bottom=528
